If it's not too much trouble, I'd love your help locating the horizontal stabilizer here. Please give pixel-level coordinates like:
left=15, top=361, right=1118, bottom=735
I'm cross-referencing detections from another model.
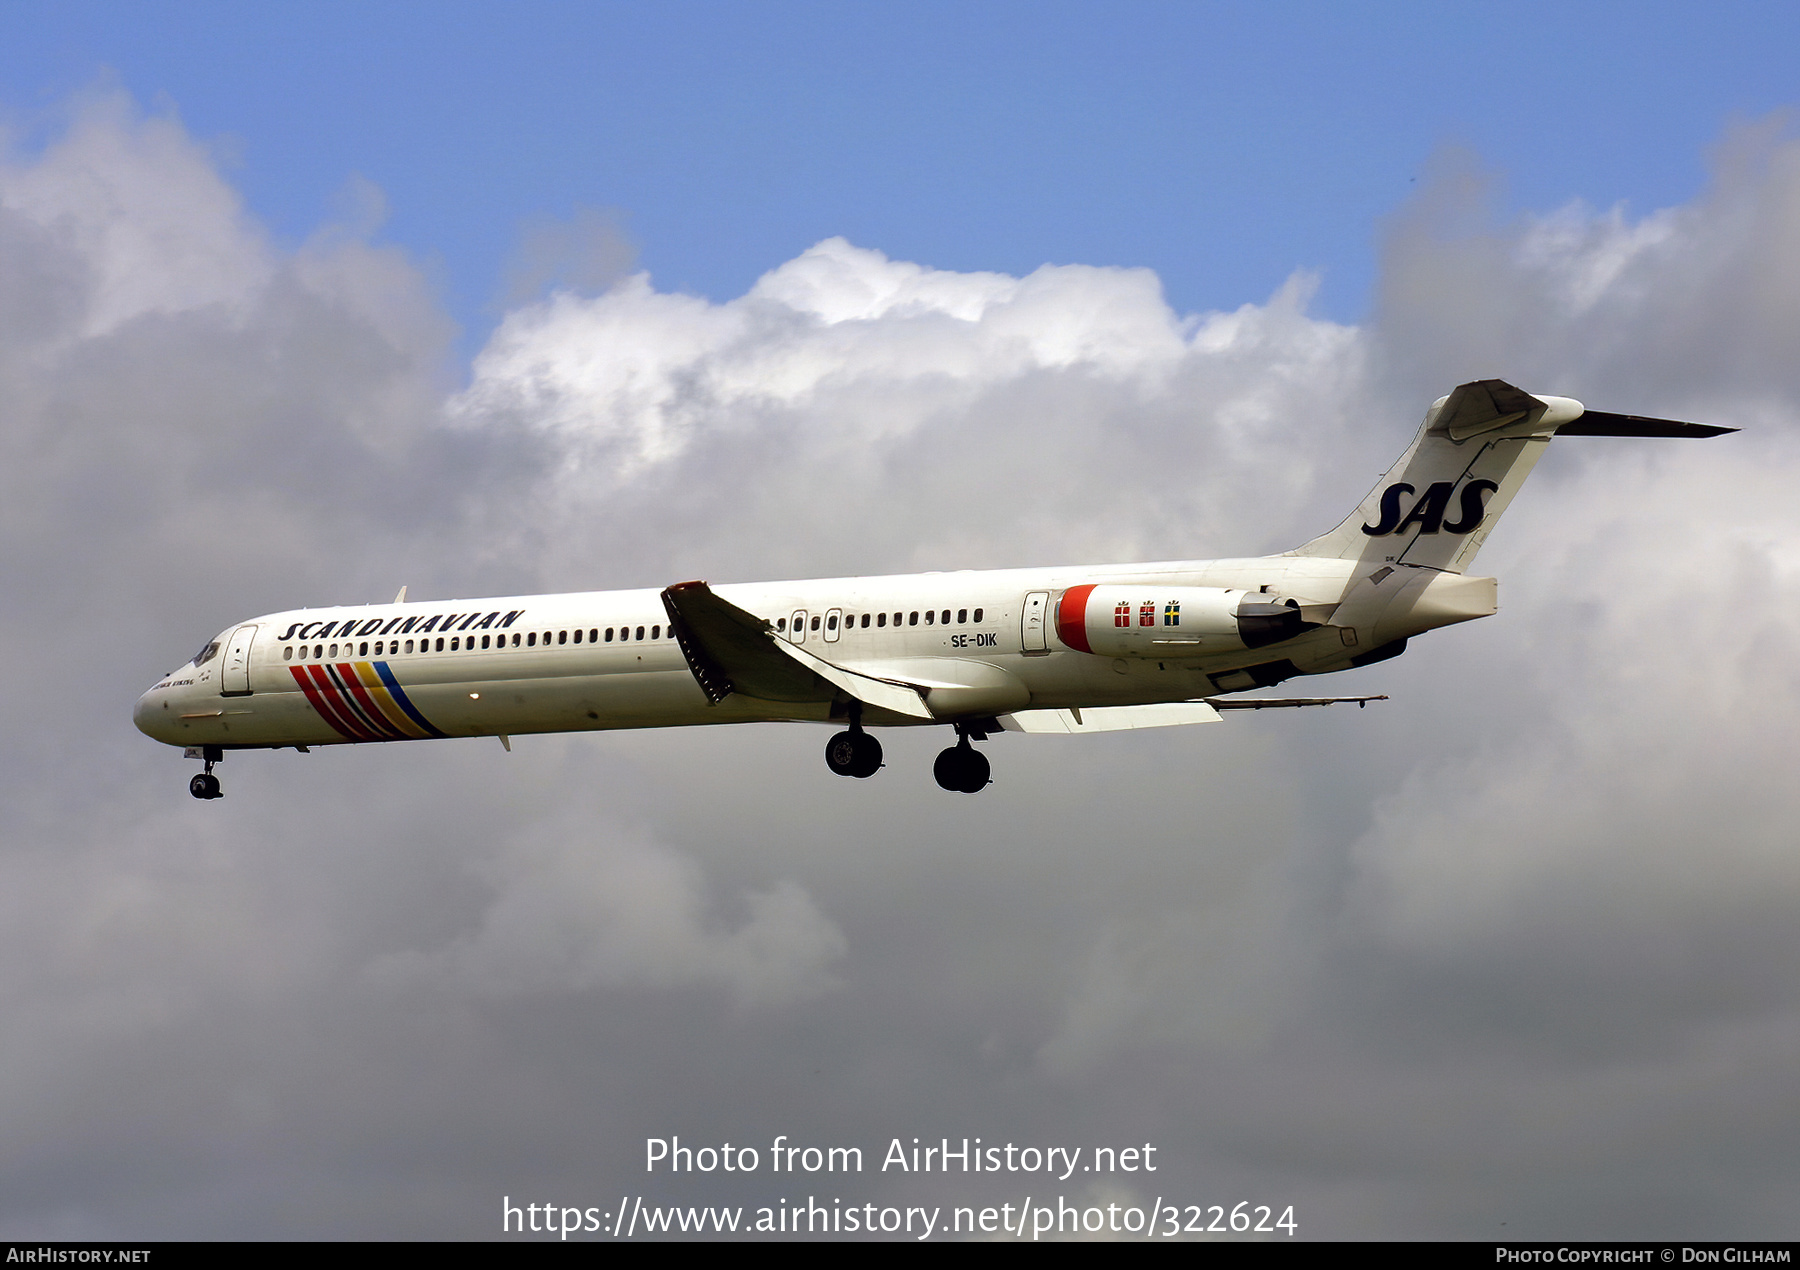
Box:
left=1437, top=378, right=1547, bottom=441
left=1000, top=702, right=1223, bottom=733
left=1557, top=411, right=1737, bottom=438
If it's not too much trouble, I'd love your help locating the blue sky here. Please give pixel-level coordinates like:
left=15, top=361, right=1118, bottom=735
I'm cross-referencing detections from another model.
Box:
left=8, top=1, right=1798, bottom=352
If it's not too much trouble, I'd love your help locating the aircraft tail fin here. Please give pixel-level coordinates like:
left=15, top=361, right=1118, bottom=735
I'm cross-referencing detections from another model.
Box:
left=1289, top=380, right=1734, bottom=575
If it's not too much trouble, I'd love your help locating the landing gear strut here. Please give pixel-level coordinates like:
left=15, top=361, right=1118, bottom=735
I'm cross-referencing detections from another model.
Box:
left=189, top=745, right=223, bottom=800
left=824, top=703, right=883, bottom=779
left=933, top=732, right=990, bottom=793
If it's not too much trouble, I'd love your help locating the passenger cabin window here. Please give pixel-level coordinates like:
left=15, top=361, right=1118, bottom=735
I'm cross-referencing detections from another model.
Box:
left=957, top=609, right=967, bottom=623
left=284, top=646, right=293, bottom=661
left=827, top=614, right=838, bottom=631
left=909, top=612, right=918, bottom=626
left=925, top=610, right=934, bottom=625
left=652, top=624, right=661, bottom=639
left=810, top=616, right=820, bottom=632
left=605, top=628, right=613, bottom=642
left=877, top=613, right=886, bottom=627
left=942, top=609, right=951, bottom=624
left=589, top=629, right=597, bottom=642
left=777, top=617, right=786, bottom=631
left=573, top=629, right=582, bottom=643
left=974, top=607, right=983, bottom=622
left=636, top=626, right=646, bottom=640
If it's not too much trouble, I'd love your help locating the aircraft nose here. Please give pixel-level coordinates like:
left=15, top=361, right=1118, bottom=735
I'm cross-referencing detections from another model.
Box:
left=134, top=687, right=174, bottom=743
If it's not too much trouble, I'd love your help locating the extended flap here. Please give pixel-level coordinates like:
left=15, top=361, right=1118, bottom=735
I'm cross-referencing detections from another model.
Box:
left=774, top=640, right=934, bottom=719
left=1000, top=702, right=1223, bottom=733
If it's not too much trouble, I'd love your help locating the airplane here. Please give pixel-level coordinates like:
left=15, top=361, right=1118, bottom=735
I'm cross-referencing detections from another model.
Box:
left=135, top=380, right=1733, bottom=799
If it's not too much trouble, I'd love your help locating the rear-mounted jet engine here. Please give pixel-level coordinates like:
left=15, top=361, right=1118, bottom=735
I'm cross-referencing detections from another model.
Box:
left=1054, top=583, right=1313, bottom=657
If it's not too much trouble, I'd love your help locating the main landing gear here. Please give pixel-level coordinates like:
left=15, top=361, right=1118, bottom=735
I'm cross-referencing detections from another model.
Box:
left=188, top=745, right=223, bottom=800
left=824, top=704, right=883, bottom=779
left=822, top=706, right=992, bottom=792
left=933, top=731, right=990, bottom=794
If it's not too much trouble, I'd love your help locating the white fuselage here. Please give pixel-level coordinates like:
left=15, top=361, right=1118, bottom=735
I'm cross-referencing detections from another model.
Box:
left=133, top=552, right=1416, bottom=752
left=134, top=380, right=1732, bottom=799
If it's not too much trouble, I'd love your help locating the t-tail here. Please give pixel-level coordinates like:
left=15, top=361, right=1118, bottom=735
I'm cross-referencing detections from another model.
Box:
left=1292, top=379, right=1735, bottom=572
left=1285, top=379, right=1735, bottom=647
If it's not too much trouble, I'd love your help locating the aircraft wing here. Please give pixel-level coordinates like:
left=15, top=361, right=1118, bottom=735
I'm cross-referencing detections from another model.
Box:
left=661, top=581, right=933, bottom=718
left=773, top=640, right=935, bottom=719
left=1205, top=695, right=1387, bottom=709
left=1000, top=694, right=1387, bottom=733
left=1000, top=702, right=1223, bottom=732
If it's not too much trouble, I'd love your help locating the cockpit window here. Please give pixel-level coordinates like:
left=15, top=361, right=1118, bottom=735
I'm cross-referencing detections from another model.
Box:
left=192, top=640, right=220, bottom=667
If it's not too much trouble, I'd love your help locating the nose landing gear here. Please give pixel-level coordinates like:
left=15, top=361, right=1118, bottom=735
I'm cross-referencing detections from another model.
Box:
left=188, top=745, right=224, bottom=800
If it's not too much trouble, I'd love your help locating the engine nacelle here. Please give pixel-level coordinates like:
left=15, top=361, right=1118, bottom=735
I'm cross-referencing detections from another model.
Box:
left=1054, top=584, right=1311, bottom=657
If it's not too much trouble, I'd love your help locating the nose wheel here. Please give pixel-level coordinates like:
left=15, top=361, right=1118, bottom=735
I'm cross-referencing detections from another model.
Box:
left=933, top=735, right=990, bottom=793
left=189, top=746, right=224, bottom=800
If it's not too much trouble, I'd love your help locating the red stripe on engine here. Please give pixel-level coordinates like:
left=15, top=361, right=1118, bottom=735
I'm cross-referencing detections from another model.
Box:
left=1056, top=584, right=1097, bottom=653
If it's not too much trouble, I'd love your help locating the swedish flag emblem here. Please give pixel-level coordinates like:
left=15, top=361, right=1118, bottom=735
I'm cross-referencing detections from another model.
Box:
left=1164, top=601, right=1180, bottom=626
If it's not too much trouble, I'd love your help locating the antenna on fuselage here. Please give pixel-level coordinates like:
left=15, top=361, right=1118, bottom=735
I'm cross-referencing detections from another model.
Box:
left=394, top=586, right=408, bottom=604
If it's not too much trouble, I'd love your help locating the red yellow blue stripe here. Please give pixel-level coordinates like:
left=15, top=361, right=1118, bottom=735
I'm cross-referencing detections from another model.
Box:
left=290, top=662, right=446, bottom=741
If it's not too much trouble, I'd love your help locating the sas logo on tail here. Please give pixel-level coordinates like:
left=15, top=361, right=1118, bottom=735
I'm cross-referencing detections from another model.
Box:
left=1362, top=479, right=1499, bottom=537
